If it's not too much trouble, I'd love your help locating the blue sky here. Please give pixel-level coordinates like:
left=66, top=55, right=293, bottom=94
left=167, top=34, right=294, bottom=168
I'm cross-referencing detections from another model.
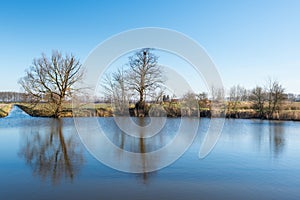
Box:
left=0, top=0, right=299, bottom=93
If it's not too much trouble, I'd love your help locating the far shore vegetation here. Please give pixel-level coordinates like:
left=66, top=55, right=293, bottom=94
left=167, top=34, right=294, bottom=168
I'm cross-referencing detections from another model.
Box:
left=1, top=49, right=300, bottom=121
left=1, top=96, right=300, bottom=121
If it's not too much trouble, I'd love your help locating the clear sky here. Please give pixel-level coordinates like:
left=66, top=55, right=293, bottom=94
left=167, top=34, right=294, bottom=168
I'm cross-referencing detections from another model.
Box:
left=0, top=0, right=299, bottom=93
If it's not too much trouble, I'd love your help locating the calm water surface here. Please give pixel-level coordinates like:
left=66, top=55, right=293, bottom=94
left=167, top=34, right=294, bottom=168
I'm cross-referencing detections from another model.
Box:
left=1, top=116, right=300, bottom=200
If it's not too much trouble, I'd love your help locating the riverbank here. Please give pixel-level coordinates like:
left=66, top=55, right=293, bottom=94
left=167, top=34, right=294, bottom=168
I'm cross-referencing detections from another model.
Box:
left=0, top=104, right=12, bottom=117
left=225, top=101, right=300, bottom=121
left=1, top=101, right=300, bottom=121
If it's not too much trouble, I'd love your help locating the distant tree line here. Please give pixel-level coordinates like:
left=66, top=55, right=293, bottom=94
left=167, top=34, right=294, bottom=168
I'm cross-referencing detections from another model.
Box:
left=0, top=92, right=28, bottom=103
left=180, top=79, right=287, bottom=119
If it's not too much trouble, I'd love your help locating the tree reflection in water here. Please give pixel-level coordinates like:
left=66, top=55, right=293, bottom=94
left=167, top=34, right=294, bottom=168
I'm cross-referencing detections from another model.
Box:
left=251, top=120, right=286, bottom=158
left=18, top=119, right=84, bottom=184
left=269, top=121, right=285, bottom=158
left=111, top=117, right=163, bottom=183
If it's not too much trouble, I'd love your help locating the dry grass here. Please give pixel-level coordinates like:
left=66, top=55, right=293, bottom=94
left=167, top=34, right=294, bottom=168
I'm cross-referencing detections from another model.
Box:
left=0, top=104, right=13, bottom=117
left=2, top=101, right=300, bottom=120
left=16, top=102, right=115, bottom=117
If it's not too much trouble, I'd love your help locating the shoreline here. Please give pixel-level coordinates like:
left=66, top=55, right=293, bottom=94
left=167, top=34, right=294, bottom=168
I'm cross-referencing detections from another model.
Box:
left=1, top=103, right=300, bottom=122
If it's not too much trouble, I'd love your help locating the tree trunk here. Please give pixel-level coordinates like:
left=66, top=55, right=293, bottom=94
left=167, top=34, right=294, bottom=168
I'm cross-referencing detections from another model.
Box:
left=139, top=90, right=144, bottom=103
left=54, top=99, right=63, bottom=118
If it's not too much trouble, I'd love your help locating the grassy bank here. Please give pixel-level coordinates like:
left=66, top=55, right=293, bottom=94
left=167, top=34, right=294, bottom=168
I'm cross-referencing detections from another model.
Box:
left=0, top=104, right=13, bottom=117
left=15, top=103, right=114, bottom=117
left=1, top=101, right=300, bottom=121
left=226, top=101, right=300, bottom=121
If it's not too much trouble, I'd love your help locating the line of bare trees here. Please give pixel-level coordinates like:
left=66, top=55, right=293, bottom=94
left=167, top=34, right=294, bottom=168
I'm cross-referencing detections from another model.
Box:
left=14, top=48, right=290, bottom=119
left=100, top=48, right=288, bottom=119
left=166, top=79, right=286, bottom=119
left=213, top=79, right=285, bottom=119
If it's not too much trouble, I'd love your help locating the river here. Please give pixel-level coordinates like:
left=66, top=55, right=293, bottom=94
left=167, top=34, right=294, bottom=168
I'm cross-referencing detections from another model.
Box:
left=1, top=116, right=300, bottom=200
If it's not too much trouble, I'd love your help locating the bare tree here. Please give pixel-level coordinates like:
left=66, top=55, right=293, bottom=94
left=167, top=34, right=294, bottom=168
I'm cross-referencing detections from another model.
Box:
left=250, top=80, right=285, bottom=119
left=265, top=79, right=285, bottom=119
left=126, top=49, right=164, bottom=108
left=19, top=51, right=84, bottom=118
left=102, top=68, right=130, bottom=115
left=228, top=85, right=247, bottom=116
left=210, top=86, right=225, bottom=101
left=181, top=91, right=199, bottom=117
left=250, top=86, right=267, bottom=118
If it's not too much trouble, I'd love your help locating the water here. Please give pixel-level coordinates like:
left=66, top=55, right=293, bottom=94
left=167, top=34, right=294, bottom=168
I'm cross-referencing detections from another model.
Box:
left=1, top=117, right=300, bottom=200
left=5, top=105, right=31, bottom=118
